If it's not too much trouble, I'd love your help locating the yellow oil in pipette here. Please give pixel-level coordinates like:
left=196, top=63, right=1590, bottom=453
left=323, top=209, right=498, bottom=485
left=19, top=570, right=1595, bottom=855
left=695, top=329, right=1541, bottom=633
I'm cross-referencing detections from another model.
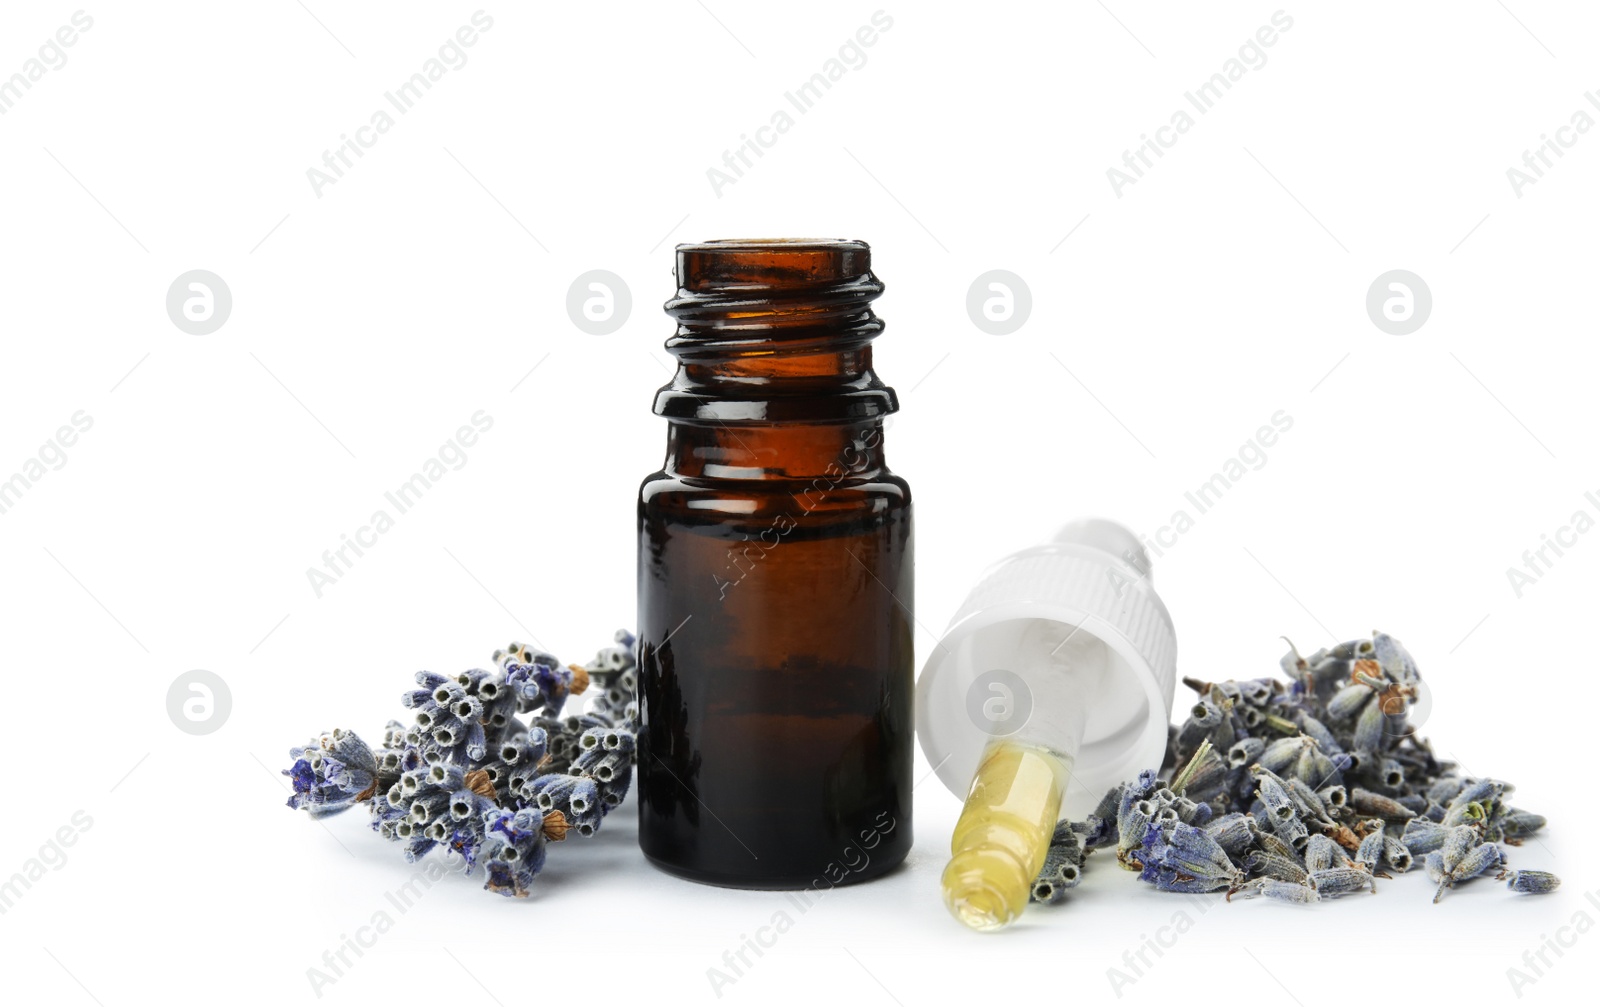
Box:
left=941, top=739, right=1069, bottom=931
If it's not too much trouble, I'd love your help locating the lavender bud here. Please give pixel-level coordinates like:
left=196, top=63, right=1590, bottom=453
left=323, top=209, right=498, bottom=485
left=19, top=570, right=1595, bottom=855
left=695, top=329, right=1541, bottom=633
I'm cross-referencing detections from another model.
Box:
left=1256, top=775, right=1297, bottom=825
left=426, top=763, right=465, bottom=791
left=1204, top=813, right=1254, bottom=858
left=1349, top=788, right=1415, bottom=821
left=1442, top=799, right=1488, bottom=829
left=1294, top=712, right=1343, bottom=755
left=1255, top=830, right=1300, bottom=865
left=1354, top=824, right=1385, bottom=872
left=1372, top=631, right=1419, bottom=686
left=1401, top=818, right=1450, bottom=856
left=449, top=789, right=488, bottom=822
left=1142, top=821, right=1238, bottom=883
left=1451, top=778, right=1507, bottom=810
left=1427, top=775, right=1467, bottom=805
left=1382, top=836, right=1414, bottom=873
left=1229, top=737, right=1266, bottom=768
left=1117, top=800, right=1154, bottom=868
left=1440, top=825, right=1478, bottom=873
left=409, top=792, right=448, bottom=823
left=1245, top=850, right=1309, bottom=884
left=1396, top=794, right=1429, bottom=814
left=1340, top=749, right=1366, bottom=778
left=1501, top=869, right=1560, bottom=895
left=1031, top=878, right=1068, bottom=905
left=1311, top=867, right=1375, bottom=897
left=1294, top=744, right=1339, bottom=792
left=1499, top=809, right=1547, bottom=838
left=1305, top=834, right=1340, bottom=873
left=1142, top=866, right=1234, bottom=894
left=1280, top=641, right=1308, bottom=677
left=1178, top=701, right=1225, bottom=751
left=1273, top=813, right=1310, bottom=853
left=1254, top=879, right=1320, bottom=905
left=1379, top=759, right=1406, bottom=790
left=1353, top=698, right=1386, bottom=753
left=1432, top=838, right=1502, bottom=903
left=1453, top=841, right=1502, bottom=883
left=1260, top=737, right=1303, bottom=776
left=1327, top=683, right=1373, bottom=722
left=1286, top=778, right=1331, bottom=824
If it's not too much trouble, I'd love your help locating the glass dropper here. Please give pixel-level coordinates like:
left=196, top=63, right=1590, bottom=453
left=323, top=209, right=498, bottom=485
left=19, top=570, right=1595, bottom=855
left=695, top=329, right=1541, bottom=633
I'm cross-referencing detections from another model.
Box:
left=915, top=519, right=1179, bottom=931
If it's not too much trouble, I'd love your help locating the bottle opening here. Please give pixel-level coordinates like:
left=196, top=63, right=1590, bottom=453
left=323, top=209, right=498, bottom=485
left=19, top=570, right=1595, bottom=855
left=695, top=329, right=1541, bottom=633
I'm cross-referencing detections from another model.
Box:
left=675, top=238, right=871, bottom=291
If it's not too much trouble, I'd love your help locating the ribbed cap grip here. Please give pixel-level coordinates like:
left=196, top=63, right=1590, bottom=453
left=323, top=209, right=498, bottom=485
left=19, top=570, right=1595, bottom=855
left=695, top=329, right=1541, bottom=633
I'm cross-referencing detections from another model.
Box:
left=916, top=518, right=1178, bottom=818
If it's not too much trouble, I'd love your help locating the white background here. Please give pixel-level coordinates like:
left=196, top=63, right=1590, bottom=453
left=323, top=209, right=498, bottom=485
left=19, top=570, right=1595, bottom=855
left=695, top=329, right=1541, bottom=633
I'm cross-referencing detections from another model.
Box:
left=2, top=2, right=1597, bottom=1004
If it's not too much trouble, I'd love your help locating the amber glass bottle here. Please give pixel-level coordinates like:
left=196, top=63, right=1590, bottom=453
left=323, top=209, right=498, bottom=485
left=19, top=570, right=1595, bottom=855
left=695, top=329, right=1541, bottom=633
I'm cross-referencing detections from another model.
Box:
left=636, top=239, right=913, bottom=889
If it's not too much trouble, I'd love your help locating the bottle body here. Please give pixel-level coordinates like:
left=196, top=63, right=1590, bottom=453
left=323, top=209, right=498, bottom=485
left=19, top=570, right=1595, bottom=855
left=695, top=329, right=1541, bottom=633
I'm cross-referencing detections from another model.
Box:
left=636, top=240, right=913, bottom=888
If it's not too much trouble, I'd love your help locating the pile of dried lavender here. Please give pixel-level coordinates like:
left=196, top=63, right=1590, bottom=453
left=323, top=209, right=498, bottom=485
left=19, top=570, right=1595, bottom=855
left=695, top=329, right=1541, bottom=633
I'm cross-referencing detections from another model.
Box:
left=283, top=631, right=638, bottom=897
left=1031, top=631, right=1558, bottom=905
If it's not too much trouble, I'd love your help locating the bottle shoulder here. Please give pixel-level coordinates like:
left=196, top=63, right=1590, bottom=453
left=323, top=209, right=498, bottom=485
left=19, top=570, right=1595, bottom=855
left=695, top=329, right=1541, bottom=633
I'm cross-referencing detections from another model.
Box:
left=639, top=469, right=911, bottom=521
left=640, top=469, right=910, bottom=497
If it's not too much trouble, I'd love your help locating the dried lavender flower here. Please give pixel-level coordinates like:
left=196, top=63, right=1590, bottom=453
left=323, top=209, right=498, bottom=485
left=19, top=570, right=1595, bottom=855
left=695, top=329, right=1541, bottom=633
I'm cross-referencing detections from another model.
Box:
left=285, top=728, right=382, bottom=818
left=1354, top=824, right=1386, bottom=873
left=1499, top=869, right=1560, bottom=895
left=1204, top=813, right=1255, bottom=859
left=1429, top=840, right=1503, bottom=903
left=1248, top=879, right=1320, bottom=904
left=284, top=631, right=640, bottom=898
left=1034, top=628, right=1555, bottom=910
left=1309, top=866, right=1375, bottom=897
left=1401, top=818, right=1451, bottom=856
left=1382, top=836, right=1414, bottom=873
left=1030, top=822, right=1086, bottom=905
left=1305, top=833, right=1341, bottom=873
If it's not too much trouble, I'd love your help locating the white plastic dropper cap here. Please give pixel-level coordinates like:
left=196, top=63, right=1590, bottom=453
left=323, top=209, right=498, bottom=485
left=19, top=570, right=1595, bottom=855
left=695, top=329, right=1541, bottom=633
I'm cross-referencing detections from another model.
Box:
left=916, top=517, right=1178, bottom=820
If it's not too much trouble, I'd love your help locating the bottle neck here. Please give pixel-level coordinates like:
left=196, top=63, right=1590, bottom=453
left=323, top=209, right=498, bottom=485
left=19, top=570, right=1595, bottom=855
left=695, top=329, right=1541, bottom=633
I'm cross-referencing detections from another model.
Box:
left=663, top=419, right=887, bottom=482
left=653, top=239, right=899, bottom=426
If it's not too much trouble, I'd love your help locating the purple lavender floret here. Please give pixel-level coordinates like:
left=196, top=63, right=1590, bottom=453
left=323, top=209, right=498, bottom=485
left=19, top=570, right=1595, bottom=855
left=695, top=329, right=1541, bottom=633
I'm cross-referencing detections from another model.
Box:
left=504, top=657, right=576, bottom=716
left=482, top=807, right=549, bottom=898
left=1135, top=821, right=1242, bottom=893
left=285, top=632, right=641, bottom=899
left=284, top=728, right=381, bottom=819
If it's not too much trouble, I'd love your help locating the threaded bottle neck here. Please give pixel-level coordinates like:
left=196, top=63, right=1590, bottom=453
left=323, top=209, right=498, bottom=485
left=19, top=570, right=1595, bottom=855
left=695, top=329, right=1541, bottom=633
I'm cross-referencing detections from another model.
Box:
left=654, top=239, right=898, bottom=424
